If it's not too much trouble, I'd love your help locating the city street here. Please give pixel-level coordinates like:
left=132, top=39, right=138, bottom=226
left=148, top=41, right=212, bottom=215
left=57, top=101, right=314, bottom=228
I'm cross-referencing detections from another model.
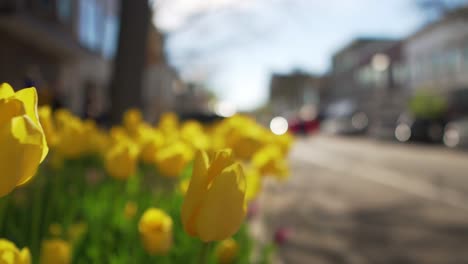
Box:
left=253, top=135, right=468, bottom=264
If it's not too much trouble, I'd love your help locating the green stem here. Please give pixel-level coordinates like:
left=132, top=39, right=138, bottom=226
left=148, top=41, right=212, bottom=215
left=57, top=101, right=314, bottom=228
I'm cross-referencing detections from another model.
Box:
left=197, top=242, right=212, bottom=264
left=0, top=195, right=10, bottom=233
left=42, top=168, right=57, bottom=236
left=31, top=176, right=44, bottom=257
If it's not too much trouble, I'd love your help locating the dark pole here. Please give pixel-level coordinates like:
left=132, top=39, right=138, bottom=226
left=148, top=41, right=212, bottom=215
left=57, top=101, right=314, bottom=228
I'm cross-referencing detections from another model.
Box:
left=109, top=0, right=150, bottom=124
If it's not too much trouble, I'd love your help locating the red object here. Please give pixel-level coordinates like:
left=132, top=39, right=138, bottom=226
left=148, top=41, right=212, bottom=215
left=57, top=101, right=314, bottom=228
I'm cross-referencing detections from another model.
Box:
left=288, top=118, right=320, bottom=135
left=247, top=201, right=259, bottom=220
left=274, top=227, right=292, bottom=245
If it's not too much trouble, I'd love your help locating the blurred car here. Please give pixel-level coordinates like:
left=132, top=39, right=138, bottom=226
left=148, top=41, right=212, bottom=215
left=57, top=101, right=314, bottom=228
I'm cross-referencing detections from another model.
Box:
left=443, top=118, right=468, bottom=148
left=288, top=117, right=320, bottom=135
left=394, top=113, right=446, bottom=143
left=320, top=100, right=369, bottom=135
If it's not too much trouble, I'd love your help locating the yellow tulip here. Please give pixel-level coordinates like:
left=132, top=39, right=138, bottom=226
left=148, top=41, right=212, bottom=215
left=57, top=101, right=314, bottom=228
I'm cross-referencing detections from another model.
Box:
left=229, top=131, right=264, bottom=160
left=139, top=129, right=165, bottom=164
left=0, top=83, right=48, bottom=197
left=252, top=145, right=289, bottom=180
left=217, top=116, right=267, bottom=160
left=54, top=117, right=88, bottom=158
left=155, top=142, right=193, bottom=177
left=0, top=239, right=31, bottom=264
left=181, top=149, right=246, bottom=242
left=38, top=105, right=57, bottom=147
left=40, top=239, right=71, bottom=264
left=123, top=108, right=143, bottom=136
left=274, top=132, right=294, bottom=155
left=104, top=141, right=139, bottom=180
left=215, top=238, right=239, bottom=264
left=158, top=112, right=178, bottom=132
left=180, top=121, right=210, bottom=150
left=138, top=208, right=173, bottom=255
left=245, top=167, right=261, bottom=202
left=109, top=125, right=130, bottom=143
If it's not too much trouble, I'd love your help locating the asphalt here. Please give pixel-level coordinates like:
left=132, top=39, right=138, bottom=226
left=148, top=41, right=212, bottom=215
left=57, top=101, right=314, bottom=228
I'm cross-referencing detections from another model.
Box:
left=250, top=135, right=468, bottom=264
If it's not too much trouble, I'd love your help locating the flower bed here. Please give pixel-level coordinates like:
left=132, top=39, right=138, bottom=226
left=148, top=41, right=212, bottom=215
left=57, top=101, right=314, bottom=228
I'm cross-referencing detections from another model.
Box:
left=0, top=84, right=293, bottom=263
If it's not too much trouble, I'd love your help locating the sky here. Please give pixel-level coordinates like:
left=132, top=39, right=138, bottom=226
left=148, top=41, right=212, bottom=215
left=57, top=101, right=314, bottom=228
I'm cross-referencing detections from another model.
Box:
left=153, top=0, right=427, bottom=111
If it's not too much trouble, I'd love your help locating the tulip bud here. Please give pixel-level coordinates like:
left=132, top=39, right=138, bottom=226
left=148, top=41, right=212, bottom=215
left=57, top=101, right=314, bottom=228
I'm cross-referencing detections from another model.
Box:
left=215, top=238, right=239, bottom=264
left=138, top=208, right=173, bottom=255
left=123, top=108, right=143, bottom=136
left=155, top=142, right=193, bottom=177
left=181, top=149, right=246, bottom=242
left=245, top=167, right=261, bottom=202
left=139, top=130, right=164, bottom=164
left=0, top=83, right=48, bottom=197
left=158, top=112, right=179, bottom=135
left=54, top=117, right=88, bottom=158
left=38, top=105, right=57, bottom=146
left=0, top=239, right=31, bottom=264
left=40, top=239, right=71, bottom=264
left=104, top=141, right=139, bottom=180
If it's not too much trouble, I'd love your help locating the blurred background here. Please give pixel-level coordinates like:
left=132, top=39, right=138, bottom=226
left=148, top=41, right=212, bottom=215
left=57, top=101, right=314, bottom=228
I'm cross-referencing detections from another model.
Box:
left=2, top=0, right=468, bottom=263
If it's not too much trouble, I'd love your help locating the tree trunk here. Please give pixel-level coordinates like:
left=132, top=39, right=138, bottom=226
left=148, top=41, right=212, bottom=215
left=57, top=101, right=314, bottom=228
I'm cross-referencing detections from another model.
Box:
left=109, top=0, right=150, bottom=124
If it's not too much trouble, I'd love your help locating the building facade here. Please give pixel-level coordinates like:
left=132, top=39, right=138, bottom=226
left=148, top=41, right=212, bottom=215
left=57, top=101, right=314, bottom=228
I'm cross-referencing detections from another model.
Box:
left=269, top=71, right=322, bottom=119
left=327, top=38, right=408, bottom=137
left=0, top=0, right=120, bottom=116
left=405, top=7, right=468, bottom=93
left=0, top=0, right=184, bottom=123
left=329, top=38, right=399, bottom=107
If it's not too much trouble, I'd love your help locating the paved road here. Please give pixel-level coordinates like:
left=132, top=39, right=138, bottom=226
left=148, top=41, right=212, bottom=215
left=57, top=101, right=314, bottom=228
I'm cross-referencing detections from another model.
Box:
left=252, top=135, right=468, bottom=264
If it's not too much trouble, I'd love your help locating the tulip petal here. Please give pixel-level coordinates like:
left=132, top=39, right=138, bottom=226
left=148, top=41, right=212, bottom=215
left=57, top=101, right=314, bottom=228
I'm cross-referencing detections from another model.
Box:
left=12, top=116, right=44, bottom=186
left=0, top=83, right=14, bottom=99
left=195, top=163, right=246, bottom=242
left=0, top=98, right=24, bottom=127
left=15, top=88, right=48, bottom=162
left=138, top=208, right=173, bottom=255
left=19, top=248, right=31, bottom=264
left=105, top=142, right=138, bottom=180
left=205, top=149, right=235, bottom=184
left=181, top=150, right=210, bottom=236
left=0, top=116, right=43, bottom=196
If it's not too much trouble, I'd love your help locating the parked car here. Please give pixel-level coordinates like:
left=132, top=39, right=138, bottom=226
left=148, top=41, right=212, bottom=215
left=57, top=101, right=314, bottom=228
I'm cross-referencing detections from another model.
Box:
left=321, top=100, right=369, bottom=135
left=288, top=117, right=320, bottom=135
left=394, top=113, right=446, bottom=143
left=443, top=118, right=468, bottom=148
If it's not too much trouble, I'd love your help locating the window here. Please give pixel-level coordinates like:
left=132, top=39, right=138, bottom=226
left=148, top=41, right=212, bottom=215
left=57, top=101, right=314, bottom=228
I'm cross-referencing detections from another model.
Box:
left=57, top=0, right=72, bottom=22
left=79, top=0, right=98, bottom=50
left=102, top=13, right=119, bottom=58
left=78, top=0, right=120, bottom=58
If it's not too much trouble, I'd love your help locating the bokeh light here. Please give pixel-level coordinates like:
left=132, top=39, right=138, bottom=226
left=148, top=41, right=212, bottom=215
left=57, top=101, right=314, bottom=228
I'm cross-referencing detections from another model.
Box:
left=270, top=116, right=288, bottom=135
